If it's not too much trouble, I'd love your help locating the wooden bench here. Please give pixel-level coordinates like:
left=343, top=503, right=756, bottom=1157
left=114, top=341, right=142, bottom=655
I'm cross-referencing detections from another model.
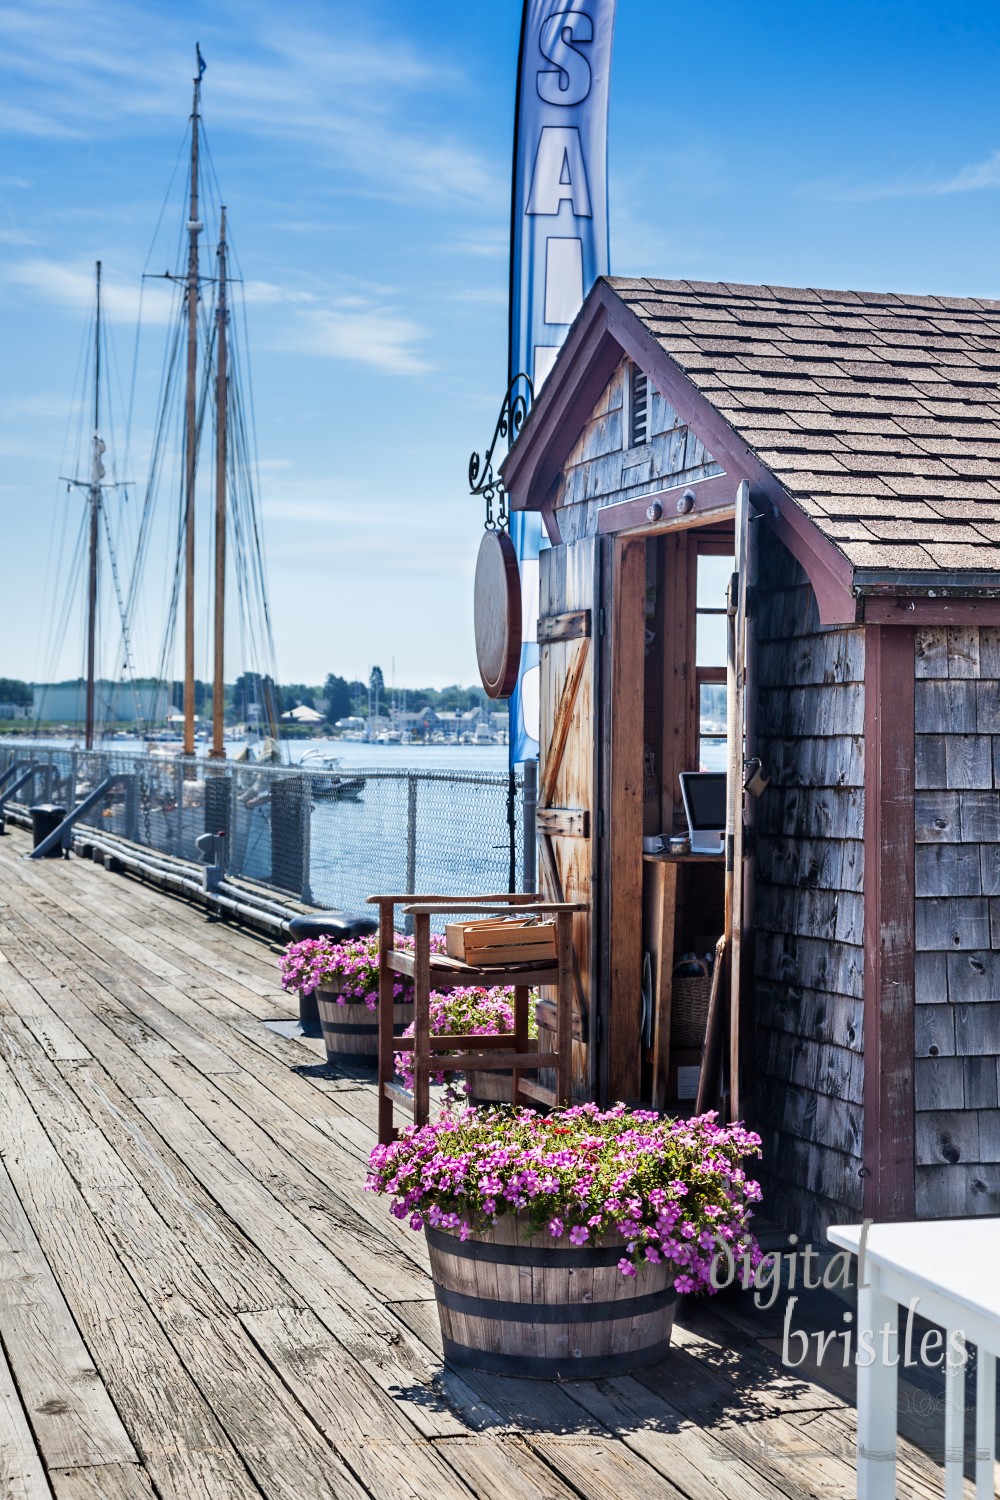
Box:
left=367, top=893, right=586, bottom=1143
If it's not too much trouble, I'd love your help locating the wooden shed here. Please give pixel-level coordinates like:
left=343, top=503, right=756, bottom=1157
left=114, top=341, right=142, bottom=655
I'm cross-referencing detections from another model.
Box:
left=501, top=275, right=1000, bottom=1240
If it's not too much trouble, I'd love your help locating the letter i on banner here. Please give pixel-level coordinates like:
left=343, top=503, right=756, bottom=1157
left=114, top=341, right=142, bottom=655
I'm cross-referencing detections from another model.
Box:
left=507, top=0, right=617, bottom=764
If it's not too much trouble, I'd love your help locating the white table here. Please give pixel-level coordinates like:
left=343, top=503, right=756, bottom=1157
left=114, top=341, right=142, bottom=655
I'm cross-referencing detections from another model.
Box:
left=829, top=1220, right=1000, bottom=1499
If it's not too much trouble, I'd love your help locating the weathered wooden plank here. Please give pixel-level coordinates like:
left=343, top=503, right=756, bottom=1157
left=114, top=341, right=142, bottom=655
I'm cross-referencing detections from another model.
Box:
left=753, top=930, right=863, bottom=1000
left=0, top=1058, right=257, bottom=1500
left=914, top=844, right=982, bottom=898
left=947, top=949, right=1000, bottom=1004
left=756, top=787, right=863, bottom=841
left=238, top=1305, right=480, bottom=1499
left=978, top=627, right=1000, bottom=677
left=754, top=683, right=864, bottom=737
left=755, top=629, right=864, bottom=687
left=134, top=1092, right=470, bottom=1441
left=914, top=1056, right=965, bottom=1111
left=537, top=608, right=590, bottom=643
left=49, top=1467, right=155, bottom=1499
left=753, top=884, right=864, bottom=944
left=914, top=1109, right=980, bottom=1166
left=753, top=982, right=863, bottom=1052
left=0, top=1153, right=139, bottom=1473
left=978, top=1108, right=1000, bottom=1159
left=964, top=1056, right=999, bottom=1109
left=914, top=733, right=947, bottom=789
left=535, top=807, right=590, bottom=838
left=914, top=950, right=948, bottom=1003
left=975, top=678, right=1000, bottom=731
left=754, top=835, right=864, bottom=895
left=915, top=897, right=990, bottom=950
left=914, top=626, right=948, bottom=678
left=915, top=1163, right=1000, bottom=1216
left=760, top=734, right=863, bottom=789
left=914, top=678, right=977, bottom=732
left=944, top=734, right=993, bottom=788
left=913, top=790, right=961, bottom=844
left=954, top=1000, right=1000, bottom=1054
left=958, top=788, right=1000, bottom=843
left=0, top=1337, right=53, bottom=1500
left=945, top=626, right=980, bottom=678
left=914, top=1004, right=956, bottom=1058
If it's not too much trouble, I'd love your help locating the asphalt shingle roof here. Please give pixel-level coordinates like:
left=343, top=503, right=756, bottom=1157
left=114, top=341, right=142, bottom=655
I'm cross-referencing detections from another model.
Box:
left=608, top=276, right=1000, bottom=574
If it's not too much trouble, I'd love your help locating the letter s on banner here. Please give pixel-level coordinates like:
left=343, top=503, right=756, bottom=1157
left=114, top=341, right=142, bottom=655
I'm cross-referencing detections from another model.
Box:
left=507, top=0, right=616, bottom=766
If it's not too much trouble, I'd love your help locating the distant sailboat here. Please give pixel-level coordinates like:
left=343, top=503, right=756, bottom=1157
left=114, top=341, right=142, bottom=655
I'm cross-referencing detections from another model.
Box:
left=40, top=51, right=283, bottom=760
left=127, top=49, right=283, bottom=759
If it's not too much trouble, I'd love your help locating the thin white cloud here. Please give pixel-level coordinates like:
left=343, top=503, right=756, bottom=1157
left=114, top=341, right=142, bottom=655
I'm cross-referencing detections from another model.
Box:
left=803, top=149, right=1000, bottom=203
left=283, top=302, right=430, bottom=375
left=6, top=257, right=176, bottom=323
left=0, top=0, right=501, bottom=210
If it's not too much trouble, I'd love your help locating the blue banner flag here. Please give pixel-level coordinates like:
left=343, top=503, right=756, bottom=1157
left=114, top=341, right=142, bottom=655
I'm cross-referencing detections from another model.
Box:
left=508, top=0, right=616, bottom=764
left=197, top=43, right=207, bottom=80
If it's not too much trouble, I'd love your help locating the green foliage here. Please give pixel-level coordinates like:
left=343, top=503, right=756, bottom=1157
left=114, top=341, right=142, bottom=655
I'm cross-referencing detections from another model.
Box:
left=322, top=674, right=352, bottom=722
left=0, top=678, right=31, bottom=706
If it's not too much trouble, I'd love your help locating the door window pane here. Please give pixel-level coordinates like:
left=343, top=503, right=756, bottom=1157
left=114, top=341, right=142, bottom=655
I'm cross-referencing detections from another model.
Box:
left=695, top=553, right=734, bottom=666
left=696, top=554, right=734, bottom=608
left=696, top=612, right=728, bottom=667
left=699, top=737, right=728, bottom=772
left=699, top=682, right=727, bottom=735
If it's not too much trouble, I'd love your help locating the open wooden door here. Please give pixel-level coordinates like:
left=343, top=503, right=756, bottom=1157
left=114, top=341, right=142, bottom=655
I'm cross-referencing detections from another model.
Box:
left=696, top=480, right=751, bottom=1121
left=537, top=536, right=596, bottom=1097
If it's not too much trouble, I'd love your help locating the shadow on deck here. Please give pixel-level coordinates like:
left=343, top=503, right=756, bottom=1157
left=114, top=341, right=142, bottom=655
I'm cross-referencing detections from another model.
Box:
left=0, top=826, right=986, bottom=1499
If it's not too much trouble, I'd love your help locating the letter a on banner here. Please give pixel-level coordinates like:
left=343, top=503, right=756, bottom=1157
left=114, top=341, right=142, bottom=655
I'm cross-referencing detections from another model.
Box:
left=508, top=0, right=616, bottom=765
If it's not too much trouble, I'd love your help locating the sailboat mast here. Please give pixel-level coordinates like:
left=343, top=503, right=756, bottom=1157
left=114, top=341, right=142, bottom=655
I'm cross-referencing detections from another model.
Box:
left=211, top=208, right=228, bottom=759
left=84, top=261, right=102, bottom=751
left=183, top=62, right=202, bottom=757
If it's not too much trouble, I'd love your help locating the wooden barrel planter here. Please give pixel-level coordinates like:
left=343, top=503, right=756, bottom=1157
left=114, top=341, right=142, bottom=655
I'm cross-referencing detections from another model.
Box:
left=316, top=987, right=410, bottom=1066
left=425, top=1214, right=678, bottom=1379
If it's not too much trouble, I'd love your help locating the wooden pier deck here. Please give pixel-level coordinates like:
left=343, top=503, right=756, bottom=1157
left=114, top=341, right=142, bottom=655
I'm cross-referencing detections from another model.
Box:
left=0, top=826, right=984, bottom=1499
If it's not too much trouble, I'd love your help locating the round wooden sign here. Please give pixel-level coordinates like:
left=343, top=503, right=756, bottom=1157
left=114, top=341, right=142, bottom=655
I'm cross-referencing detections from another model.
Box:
left=474, top=528, right=522, bottom=700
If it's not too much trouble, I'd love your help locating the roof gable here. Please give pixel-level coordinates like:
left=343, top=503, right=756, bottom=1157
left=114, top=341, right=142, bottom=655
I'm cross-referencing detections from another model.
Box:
left=504, top=276, right=1000, bottom=602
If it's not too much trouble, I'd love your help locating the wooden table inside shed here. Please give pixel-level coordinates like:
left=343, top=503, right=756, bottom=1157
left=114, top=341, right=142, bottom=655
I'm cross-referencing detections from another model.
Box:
left=643, top=851, right=724, bottom=1109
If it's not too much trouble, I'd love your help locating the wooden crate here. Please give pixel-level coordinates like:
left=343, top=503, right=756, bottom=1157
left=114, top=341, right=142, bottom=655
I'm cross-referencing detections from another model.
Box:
left=445, top=917, right=556, bottom=966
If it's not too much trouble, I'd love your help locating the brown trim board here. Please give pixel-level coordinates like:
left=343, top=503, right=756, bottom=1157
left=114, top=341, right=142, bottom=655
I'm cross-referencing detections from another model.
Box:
left=596, top=473, right=736, bottom=535
left=863, top=595, right=1000, bottom=626
left=598, top=534, right=645, bottom=1106
left=862, top=624, right=915, bottom=1222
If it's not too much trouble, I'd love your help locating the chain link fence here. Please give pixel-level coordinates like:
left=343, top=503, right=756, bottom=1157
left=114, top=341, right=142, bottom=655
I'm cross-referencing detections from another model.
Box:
left=0, top=742, right=524, bottom=918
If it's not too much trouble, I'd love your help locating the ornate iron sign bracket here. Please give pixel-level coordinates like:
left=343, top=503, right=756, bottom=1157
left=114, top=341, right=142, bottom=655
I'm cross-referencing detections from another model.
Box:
left=469, top=374, right=533, bottom=530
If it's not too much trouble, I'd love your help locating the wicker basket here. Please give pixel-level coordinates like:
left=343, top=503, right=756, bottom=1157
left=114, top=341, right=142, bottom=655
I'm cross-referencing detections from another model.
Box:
left=670, top=959, right=713, bottom=1049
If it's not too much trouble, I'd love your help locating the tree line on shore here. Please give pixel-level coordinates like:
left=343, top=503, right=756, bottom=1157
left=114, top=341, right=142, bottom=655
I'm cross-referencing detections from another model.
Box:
left=0, top=670, right=491, bottom=725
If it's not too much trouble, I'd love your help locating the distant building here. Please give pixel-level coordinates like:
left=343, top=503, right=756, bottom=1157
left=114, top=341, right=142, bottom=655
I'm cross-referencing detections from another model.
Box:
left=0, top=702, right=29, bottom=720
left=32, top=682, right=170, bottom=725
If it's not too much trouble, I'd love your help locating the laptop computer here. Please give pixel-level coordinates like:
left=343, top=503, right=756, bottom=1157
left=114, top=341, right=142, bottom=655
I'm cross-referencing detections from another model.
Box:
left=679, top=771, right=727, bottom=855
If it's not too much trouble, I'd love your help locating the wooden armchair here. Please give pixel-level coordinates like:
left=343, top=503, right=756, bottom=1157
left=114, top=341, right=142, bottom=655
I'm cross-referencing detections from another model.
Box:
left=367, top=893, right=586, bottom=1143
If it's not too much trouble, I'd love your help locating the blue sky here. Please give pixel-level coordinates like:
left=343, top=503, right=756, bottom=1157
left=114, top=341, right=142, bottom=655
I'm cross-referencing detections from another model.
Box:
left=3, top=0, right=1000, bottom=689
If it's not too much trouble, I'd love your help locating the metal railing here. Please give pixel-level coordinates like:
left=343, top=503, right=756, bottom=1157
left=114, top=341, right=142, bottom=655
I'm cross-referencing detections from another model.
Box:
left=0, top=742, right=524, bottom=919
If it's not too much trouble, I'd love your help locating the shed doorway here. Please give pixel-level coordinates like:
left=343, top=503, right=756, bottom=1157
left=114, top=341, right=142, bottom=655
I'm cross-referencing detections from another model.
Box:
left=597, top=515, right=741, bottom=1117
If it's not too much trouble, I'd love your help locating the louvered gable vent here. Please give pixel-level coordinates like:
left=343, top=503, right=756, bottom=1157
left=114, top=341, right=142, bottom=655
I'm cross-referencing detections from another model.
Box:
left=629, top=363, right=649, bottom=447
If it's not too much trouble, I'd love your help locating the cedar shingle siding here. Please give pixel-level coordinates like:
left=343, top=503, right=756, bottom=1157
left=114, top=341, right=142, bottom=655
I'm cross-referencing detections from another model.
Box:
left=608, top=277, right=1000, bottom=576
left=914, top=626, right=1000, bottom=1215
left=752, top=532, right=866, bottom=1238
